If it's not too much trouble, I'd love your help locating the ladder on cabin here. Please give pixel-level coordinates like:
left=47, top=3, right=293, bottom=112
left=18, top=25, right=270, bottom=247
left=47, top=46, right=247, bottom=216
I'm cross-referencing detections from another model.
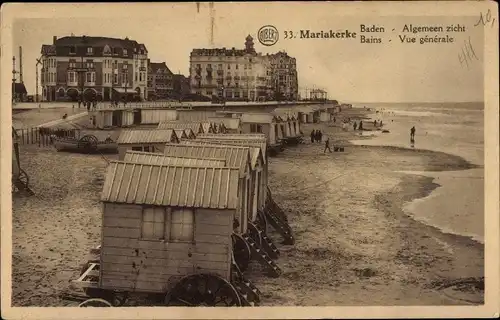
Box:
left=243, top=235, right=282, bottom=278
left=249, top=222, right=280, bottom=260
left=231, top=257, right=261, bottom=306
left=265, top=205, right=295, bottom=245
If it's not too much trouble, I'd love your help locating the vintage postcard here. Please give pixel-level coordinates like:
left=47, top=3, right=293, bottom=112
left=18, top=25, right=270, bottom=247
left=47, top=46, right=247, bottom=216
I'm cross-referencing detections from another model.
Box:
left=1, top=1, right=499, bottom=319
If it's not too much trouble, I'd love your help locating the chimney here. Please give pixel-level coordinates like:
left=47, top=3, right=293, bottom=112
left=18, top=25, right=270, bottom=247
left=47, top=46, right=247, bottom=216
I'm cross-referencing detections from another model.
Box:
left=53, top=36, right=57, bottom=44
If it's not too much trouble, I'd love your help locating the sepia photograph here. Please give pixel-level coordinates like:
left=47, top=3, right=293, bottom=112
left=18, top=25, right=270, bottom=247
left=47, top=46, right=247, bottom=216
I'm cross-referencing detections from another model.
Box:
left=1, top=2, right=499, bottom=319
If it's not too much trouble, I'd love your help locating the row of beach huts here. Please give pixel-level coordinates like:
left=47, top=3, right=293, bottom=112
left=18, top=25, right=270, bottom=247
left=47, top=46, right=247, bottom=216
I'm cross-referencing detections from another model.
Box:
left=67, top=103, right=350, bottom=307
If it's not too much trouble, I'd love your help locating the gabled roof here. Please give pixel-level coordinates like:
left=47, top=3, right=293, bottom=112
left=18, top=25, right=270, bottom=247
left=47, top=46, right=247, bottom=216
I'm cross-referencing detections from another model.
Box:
left=101, top=161, right=240, bottom=209
left=123, top=150, right=226, bottom=167
left=157, top=121, right=204, bottom=133
left=117, top=129, right=178, bottom=144
left=149, top=61, right=173, bottom=75
left=163, top=143, right=252, bottom=176
left=188, top=139, right=265, bottom=168
left=173, top=129, right=189, bottom=140
left=197, top=133, right=266, bottom=141
left=194, top=138, right=267, bottom=164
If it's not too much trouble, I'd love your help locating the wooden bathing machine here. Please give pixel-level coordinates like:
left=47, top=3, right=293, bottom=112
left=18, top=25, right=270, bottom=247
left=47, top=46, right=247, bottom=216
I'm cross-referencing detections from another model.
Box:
left=157, top=121, right=206, bottom=135
left=190, top=138, right=268, bottom=211
left=181, top=140, right=265, bottom=224
left=116, top=129, right=179, bottom=160
left=163, top=143, right=252, bottom=235
left=99, top=161, right=241, bottom=293
left=187, top=137, right=294, bottom=245
left=239, top=113, right=283, bottom=153
left=123, top=150, right=227, bottom=168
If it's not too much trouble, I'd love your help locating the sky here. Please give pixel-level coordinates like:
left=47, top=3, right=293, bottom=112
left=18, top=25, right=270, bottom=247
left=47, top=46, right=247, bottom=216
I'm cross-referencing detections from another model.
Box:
left=11, top=2, right=484, bottom=103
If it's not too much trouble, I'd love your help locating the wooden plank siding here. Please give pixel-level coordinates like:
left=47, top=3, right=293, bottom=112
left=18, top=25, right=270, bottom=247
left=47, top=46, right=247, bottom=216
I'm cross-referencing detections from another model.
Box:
left=99, top=203, right=234, bottom=293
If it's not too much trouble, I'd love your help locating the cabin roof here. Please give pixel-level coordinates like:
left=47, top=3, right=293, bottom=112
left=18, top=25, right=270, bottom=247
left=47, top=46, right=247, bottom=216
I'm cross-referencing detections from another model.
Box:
left=198, top=133, right=266, bottom=141
left=101, top=161, right=240, bottom=209
left=163, top=143, right=252, bottom=175
left=193, top=138, right=267, bottom=164
left=173, top=129, right=189, bottom=140
left=184, top=140, right=263, bottom=169
left=123, top=150, right=227, bottom=167
left=157, top=121, right=203, bottom=132
left=117, top=129, right=178, bottom=144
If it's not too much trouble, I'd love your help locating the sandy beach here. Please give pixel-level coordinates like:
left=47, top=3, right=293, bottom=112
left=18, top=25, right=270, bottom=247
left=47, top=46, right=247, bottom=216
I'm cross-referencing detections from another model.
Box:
left=11, top=106, right=484, bottom=306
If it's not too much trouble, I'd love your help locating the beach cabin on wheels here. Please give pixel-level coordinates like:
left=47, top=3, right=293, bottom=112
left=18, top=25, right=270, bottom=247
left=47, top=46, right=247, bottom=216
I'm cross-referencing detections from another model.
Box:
left=123, top=150, right=227, bottom=168
left=117, top=129, right=179, bottom=160
left=99, top=161, right=241, bottom=294
left=157, top=121, right=205, bottom=135
left=182, top=140, right=265, bottom=224
left=163, top=143, right=253, bottom=235
left=240, top=113, right=282, bottom=153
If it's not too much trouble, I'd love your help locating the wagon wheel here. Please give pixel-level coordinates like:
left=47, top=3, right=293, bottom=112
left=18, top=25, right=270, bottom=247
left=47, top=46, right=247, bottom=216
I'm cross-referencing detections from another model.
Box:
left=77, top=134, right=98, bottom=150
left=78, top=298, right=112, bottom=307
left=247, top=222, right=263, bottom=247
left=167, top=274, right=242, bottom=307
left=231, top=233, right=251, bottom=273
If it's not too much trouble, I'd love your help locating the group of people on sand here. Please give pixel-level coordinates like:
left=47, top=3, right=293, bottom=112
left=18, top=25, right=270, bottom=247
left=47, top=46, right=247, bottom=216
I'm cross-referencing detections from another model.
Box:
left=310, top=129, right=323, bottom=143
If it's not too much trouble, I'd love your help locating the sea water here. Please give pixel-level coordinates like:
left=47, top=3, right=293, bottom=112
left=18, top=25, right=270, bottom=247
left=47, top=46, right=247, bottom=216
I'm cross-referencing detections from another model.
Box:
left=351, top=102, right=484, bottom=243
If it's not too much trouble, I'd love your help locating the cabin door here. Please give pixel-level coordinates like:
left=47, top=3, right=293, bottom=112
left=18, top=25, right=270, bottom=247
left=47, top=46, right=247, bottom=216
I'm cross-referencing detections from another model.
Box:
left=112, top=110, right=123, bottom=127
left=133, top=109, right=142, bottom=125
left=253, top=171, right=259, bottom=220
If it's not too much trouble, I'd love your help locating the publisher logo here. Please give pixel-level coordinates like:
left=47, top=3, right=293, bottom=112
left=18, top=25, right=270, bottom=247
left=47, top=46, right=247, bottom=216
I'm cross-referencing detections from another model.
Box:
left=258, top=25, right=279, bottom=46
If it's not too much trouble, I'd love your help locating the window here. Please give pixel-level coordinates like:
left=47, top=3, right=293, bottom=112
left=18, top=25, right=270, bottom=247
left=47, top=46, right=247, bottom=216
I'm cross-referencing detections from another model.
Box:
left=206, top=90, right=212, bottom=96
left=236, top=64, right=239, bottom=70
left=68, top=72, right=75, bottom=83
left=170, top=208, right=194, bottom=242
left=87, top=47, right=93, bottom=54
left=135, top=60, right=138, bottom=67
left=141, top=207, right=165, bottom=240
left=135, top=72, right=138, bottom=82
left=123, top=64, right=128, bottom=69
left=250, top=124, right=263, bottom=133
left=69, top=46, right=76, bottom=55
left=227, top=64, right=231, bottom=70
left=140, top=60, right=145, bottom=68
left=113, top=73, right=118, bottom=84
left=139, top=73, right=142, bottom=82
left=69, top=60, right=76, bottom=68
left=86, top=60, right=94, bottom=69
left=123, top=49, right=128, bottom=55
left=86, top=72, right=92, bottom=82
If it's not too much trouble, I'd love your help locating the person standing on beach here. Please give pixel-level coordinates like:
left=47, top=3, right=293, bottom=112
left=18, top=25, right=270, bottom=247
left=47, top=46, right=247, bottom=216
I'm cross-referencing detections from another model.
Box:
left=318, top=130, right=323, bottom=142
left=410, top=126, right=416, bottom=140
left=310, top=130, right=315, bottom=143
left=373, top=120, right=377, bottom=127
left=353, top=121, right=357, bottom=131
left=324, top=137, right=332, bottom=153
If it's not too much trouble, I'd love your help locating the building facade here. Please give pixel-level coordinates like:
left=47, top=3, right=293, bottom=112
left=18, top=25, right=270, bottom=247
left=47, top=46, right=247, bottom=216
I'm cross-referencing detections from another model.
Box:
left=147, top=61, right=174, bottom=100
left=189, top=35, right=272, bottom=101
left=173, top=74, right=191, bottom=99
left=40, top=35, right=148, bottom=102
left=267, top=51, right=299, bottom=101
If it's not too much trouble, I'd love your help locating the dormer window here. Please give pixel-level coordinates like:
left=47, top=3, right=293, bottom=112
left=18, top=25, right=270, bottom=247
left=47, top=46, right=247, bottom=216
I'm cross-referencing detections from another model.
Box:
left=123, top=49, right=128, bottom=55
left=69, top=46, right=76, bottom=55
left=103, top=45, right=111, bottom=55
left=87, top=47, right=93, bottom=55
left=113, top=47, right=119, bottom=55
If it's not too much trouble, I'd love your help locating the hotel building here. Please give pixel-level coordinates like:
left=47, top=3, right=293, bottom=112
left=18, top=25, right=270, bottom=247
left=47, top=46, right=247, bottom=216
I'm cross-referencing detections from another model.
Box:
left=40, top=35, right=148, bottom=102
